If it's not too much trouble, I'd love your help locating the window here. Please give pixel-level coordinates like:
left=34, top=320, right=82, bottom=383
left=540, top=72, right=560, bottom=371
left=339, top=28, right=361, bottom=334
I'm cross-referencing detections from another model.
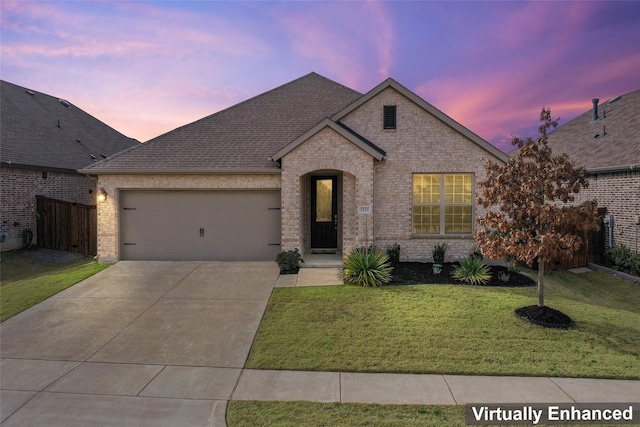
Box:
left=413, top=174, right=473, bottom=234
left=383, top=105, right=396, bottom=129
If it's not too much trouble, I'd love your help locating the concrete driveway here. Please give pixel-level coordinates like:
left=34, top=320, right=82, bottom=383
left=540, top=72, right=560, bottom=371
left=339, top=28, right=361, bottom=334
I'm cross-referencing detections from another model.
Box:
left=0, top=261, right=279, bottom=426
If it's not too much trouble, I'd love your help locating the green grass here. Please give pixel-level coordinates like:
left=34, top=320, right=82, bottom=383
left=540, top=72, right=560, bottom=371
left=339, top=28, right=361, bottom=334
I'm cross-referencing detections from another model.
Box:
left=246, top=270, right=640, bottom=379
left=1, top=251, right=108, bottom=322
left=226, top=402, right=622, bottom=427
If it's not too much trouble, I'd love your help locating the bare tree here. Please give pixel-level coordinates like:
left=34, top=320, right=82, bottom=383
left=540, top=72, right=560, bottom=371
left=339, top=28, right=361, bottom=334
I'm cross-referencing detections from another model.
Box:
left=475, top=108, right=600, bottom=308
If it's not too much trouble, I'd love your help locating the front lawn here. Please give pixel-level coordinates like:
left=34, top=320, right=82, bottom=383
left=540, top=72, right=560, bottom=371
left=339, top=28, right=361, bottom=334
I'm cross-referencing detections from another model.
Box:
left=246, top=270, right=640, bottom=379
left=228, top=402, right=465, bottom=427
left=226, top=402, right=622, bottom=427
left=1, top=250, right=108, bottom=322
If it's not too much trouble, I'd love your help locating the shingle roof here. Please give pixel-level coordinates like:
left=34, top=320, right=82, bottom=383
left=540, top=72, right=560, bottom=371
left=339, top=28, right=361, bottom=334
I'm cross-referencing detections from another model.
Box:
left=546, top=89, right=640, bottom=172
left=82, top=72, right=363, bottom=173
left=0, top=80, right=138, bottom=172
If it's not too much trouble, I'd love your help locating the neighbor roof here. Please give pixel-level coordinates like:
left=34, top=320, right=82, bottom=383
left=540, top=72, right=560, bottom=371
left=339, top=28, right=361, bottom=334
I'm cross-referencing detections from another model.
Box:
left=545, top=89, right=640, bottom=173
left=81, top=72, right=363, bottom=174
left=0, top=80, right=138, bottom=173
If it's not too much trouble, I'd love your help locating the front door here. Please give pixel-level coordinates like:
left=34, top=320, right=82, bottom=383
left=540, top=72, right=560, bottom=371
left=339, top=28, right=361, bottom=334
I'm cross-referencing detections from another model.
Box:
left=310, top=176, right=337, bottom=249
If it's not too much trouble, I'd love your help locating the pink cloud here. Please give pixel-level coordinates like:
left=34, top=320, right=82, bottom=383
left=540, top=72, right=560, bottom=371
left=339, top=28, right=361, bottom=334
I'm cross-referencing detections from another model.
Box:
left=272, top=1, right=394, bottom=89
left=363, top=0, right=394, bottom=77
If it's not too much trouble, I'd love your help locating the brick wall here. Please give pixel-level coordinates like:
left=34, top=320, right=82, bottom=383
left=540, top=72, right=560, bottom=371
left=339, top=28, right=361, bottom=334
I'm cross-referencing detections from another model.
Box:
left=1, top=167, right=96, bottom=250
left=280, top=127, right=374, bottom=255
left=341, top=87, right=505, bottom=261
left=575, top=170, right=640, bottom=252
left=95, top=174, right=281, bottom=262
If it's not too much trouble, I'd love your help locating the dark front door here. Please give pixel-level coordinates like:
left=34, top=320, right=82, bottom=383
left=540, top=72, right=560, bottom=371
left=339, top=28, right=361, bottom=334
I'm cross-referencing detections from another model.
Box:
left=311, top=176, right=337, bottom=249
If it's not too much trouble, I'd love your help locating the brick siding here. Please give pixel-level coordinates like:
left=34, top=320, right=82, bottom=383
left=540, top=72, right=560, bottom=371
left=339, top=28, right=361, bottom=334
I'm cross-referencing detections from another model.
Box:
left=280, top=127, right=374, bottom=255
left=575, top=170, right=640, bottom=252
left=340, top=87, right=503, bottom=261
left=1, top=167, right=96, bottom=249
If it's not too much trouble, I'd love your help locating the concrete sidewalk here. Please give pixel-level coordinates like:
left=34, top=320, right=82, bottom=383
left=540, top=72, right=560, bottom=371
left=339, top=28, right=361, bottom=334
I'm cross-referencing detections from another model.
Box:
left=232, top=370, right=640, bottom=405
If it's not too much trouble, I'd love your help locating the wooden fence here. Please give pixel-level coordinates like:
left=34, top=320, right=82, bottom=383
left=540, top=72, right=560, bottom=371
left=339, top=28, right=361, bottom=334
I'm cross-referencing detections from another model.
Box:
left=36, top=196, right=97, bottom=256
left=551, top=208, right=607, bottom=270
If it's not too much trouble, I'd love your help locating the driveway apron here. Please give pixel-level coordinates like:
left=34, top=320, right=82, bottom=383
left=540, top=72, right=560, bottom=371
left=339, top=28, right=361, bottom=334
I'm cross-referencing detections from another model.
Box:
left=0, top=261, right=279, bottom=426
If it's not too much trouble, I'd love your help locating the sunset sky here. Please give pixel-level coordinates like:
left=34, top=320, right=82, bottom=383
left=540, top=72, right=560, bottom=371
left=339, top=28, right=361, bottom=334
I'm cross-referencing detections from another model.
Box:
left=2, top=1, right=639, bottom=152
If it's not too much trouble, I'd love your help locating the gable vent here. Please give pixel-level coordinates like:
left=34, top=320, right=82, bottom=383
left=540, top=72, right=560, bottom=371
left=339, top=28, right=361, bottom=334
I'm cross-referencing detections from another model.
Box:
left=383, top=105, right=397, bottom=129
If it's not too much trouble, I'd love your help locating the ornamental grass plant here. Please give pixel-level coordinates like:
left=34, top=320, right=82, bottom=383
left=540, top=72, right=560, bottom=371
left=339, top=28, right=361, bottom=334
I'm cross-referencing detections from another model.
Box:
left=451, top=256, right=492, bottom=285
left=343, top=248, right=393, bottom=287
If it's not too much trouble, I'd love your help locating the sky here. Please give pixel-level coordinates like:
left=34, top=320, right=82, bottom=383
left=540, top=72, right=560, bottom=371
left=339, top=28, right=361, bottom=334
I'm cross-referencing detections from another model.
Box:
left=2, top=1, right=639, bottom=153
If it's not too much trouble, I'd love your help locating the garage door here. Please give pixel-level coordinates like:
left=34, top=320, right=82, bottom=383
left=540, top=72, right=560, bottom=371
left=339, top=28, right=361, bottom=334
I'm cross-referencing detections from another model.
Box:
left=120, top=190, right=281, bottom=261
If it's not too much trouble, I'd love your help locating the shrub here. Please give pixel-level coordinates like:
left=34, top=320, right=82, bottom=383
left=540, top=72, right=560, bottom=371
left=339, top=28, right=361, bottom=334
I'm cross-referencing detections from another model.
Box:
left=603, top=244, right=640, bottom=276
left=432, top=242, right=448, bottom=264
left=276, top=248, right=303, bottom=274
left=452, top=257, right=492, bottom=285
left=343, top=248, right=393, bottom=287
left=386, top=243, right=401, bottom=266
left=604, top=244, right=633, bottom=269
left=629, top=252, right=640, bottom=276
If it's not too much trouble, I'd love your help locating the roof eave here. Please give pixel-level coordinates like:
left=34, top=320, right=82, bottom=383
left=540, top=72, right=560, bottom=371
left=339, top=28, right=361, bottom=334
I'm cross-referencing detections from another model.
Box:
left=2, top=162, right=81, bottom=174
left=77, top=168, right=282, bottom=175
left=586, top=164, right=640, bottom=175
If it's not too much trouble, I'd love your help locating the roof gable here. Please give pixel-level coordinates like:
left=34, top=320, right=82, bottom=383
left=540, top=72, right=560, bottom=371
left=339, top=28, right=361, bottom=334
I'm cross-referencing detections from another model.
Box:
left=271, top=118, right=386, bottom=161
left=332, top=78, right=509, bottom=163
left=545, top=89, right=640, bottom=172
left=0, top=80, right=138, bottom=173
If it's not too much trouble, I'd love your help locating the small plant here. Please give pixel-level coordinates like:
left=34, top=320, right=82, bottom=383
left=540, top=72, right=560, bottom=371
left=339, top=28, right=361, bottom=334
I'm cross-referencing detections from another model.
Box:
left=386, top=243, right=401, bottom=266
left=432, top=264, right=442, bottom=274
left=276, top=248, right=303, bottom=274
left=498, top=271, right=511, bottom=283
left=432, top=242, right=448, bottom=264
left=469, top=247, right=483, bottom=261
left=343, top=248, right=393, bottom=287
left=452, top=257, right=491, bottom=285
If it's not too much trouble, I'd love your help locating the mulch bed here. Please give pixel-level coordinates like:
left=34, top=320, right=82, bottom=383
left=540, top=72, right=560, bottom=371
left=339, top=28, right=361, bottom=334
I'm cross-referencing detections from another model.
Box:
left=389, top=262, right=535, bottom=287
left=515, top=305, right=574, bottom=329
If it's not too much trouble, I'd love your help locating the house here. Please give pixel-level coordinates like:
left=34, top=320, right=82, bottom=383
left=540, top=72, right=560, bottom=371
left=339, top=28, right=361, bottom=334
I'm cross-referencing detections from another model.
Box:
left=545, top=89, right=640, bottom=252
left=0, top=80, right=138, bottom=251
left=79, top=72, right=508, bottom=263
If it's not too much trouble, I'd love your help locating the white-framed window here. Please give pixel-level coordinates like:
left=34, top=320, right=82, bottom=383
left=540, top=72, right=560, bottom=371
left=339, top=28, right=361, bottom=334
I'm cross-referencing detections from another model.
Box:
left=413, top=173, right=473, bottom=235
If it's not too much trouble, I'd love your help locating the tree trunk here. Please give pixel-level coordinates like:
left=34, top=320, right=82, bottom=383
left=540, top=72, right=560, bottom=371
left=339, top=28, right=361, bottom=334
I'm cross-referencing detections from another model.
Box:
left=537, top=258, right=545, bottom=307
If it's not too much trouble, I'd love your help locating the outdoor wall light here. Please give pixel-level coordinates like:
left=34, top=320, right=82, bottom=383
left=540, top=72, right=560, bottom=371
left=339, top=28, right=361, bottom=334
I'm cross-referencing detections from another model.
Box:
left=97, top=187, right=108, bottom=203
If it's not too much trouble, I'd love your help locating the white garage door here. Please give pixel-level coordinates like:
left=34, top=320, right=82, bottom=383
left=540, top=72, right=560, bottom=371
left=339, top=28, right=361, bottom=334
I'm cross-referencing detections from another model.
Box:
left=120, top=190, right=281, bottom=261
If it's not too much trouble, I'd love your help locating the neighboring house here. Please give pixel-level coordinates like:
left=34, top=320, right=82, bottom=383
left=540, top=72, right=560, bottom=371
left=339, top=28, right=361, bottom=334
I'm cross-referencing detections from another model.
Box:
left=0, top=80, right=138, bottom=251
left=545, top=89, right=640, bottom=252
left=79, top=72, right=508, bottom=263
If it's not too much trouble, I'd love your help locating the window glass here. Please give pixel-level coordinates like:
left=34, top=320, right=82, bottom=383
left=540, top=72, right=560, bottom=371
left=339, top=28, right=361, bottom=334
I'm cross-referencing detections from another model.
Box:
left=413, top=174, right=440, bottom=203
left=413, top=174, right=473, bottom=234
left=413, top=205, right=440, bottom=234
left=315, top=179, right=333, bottom=222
